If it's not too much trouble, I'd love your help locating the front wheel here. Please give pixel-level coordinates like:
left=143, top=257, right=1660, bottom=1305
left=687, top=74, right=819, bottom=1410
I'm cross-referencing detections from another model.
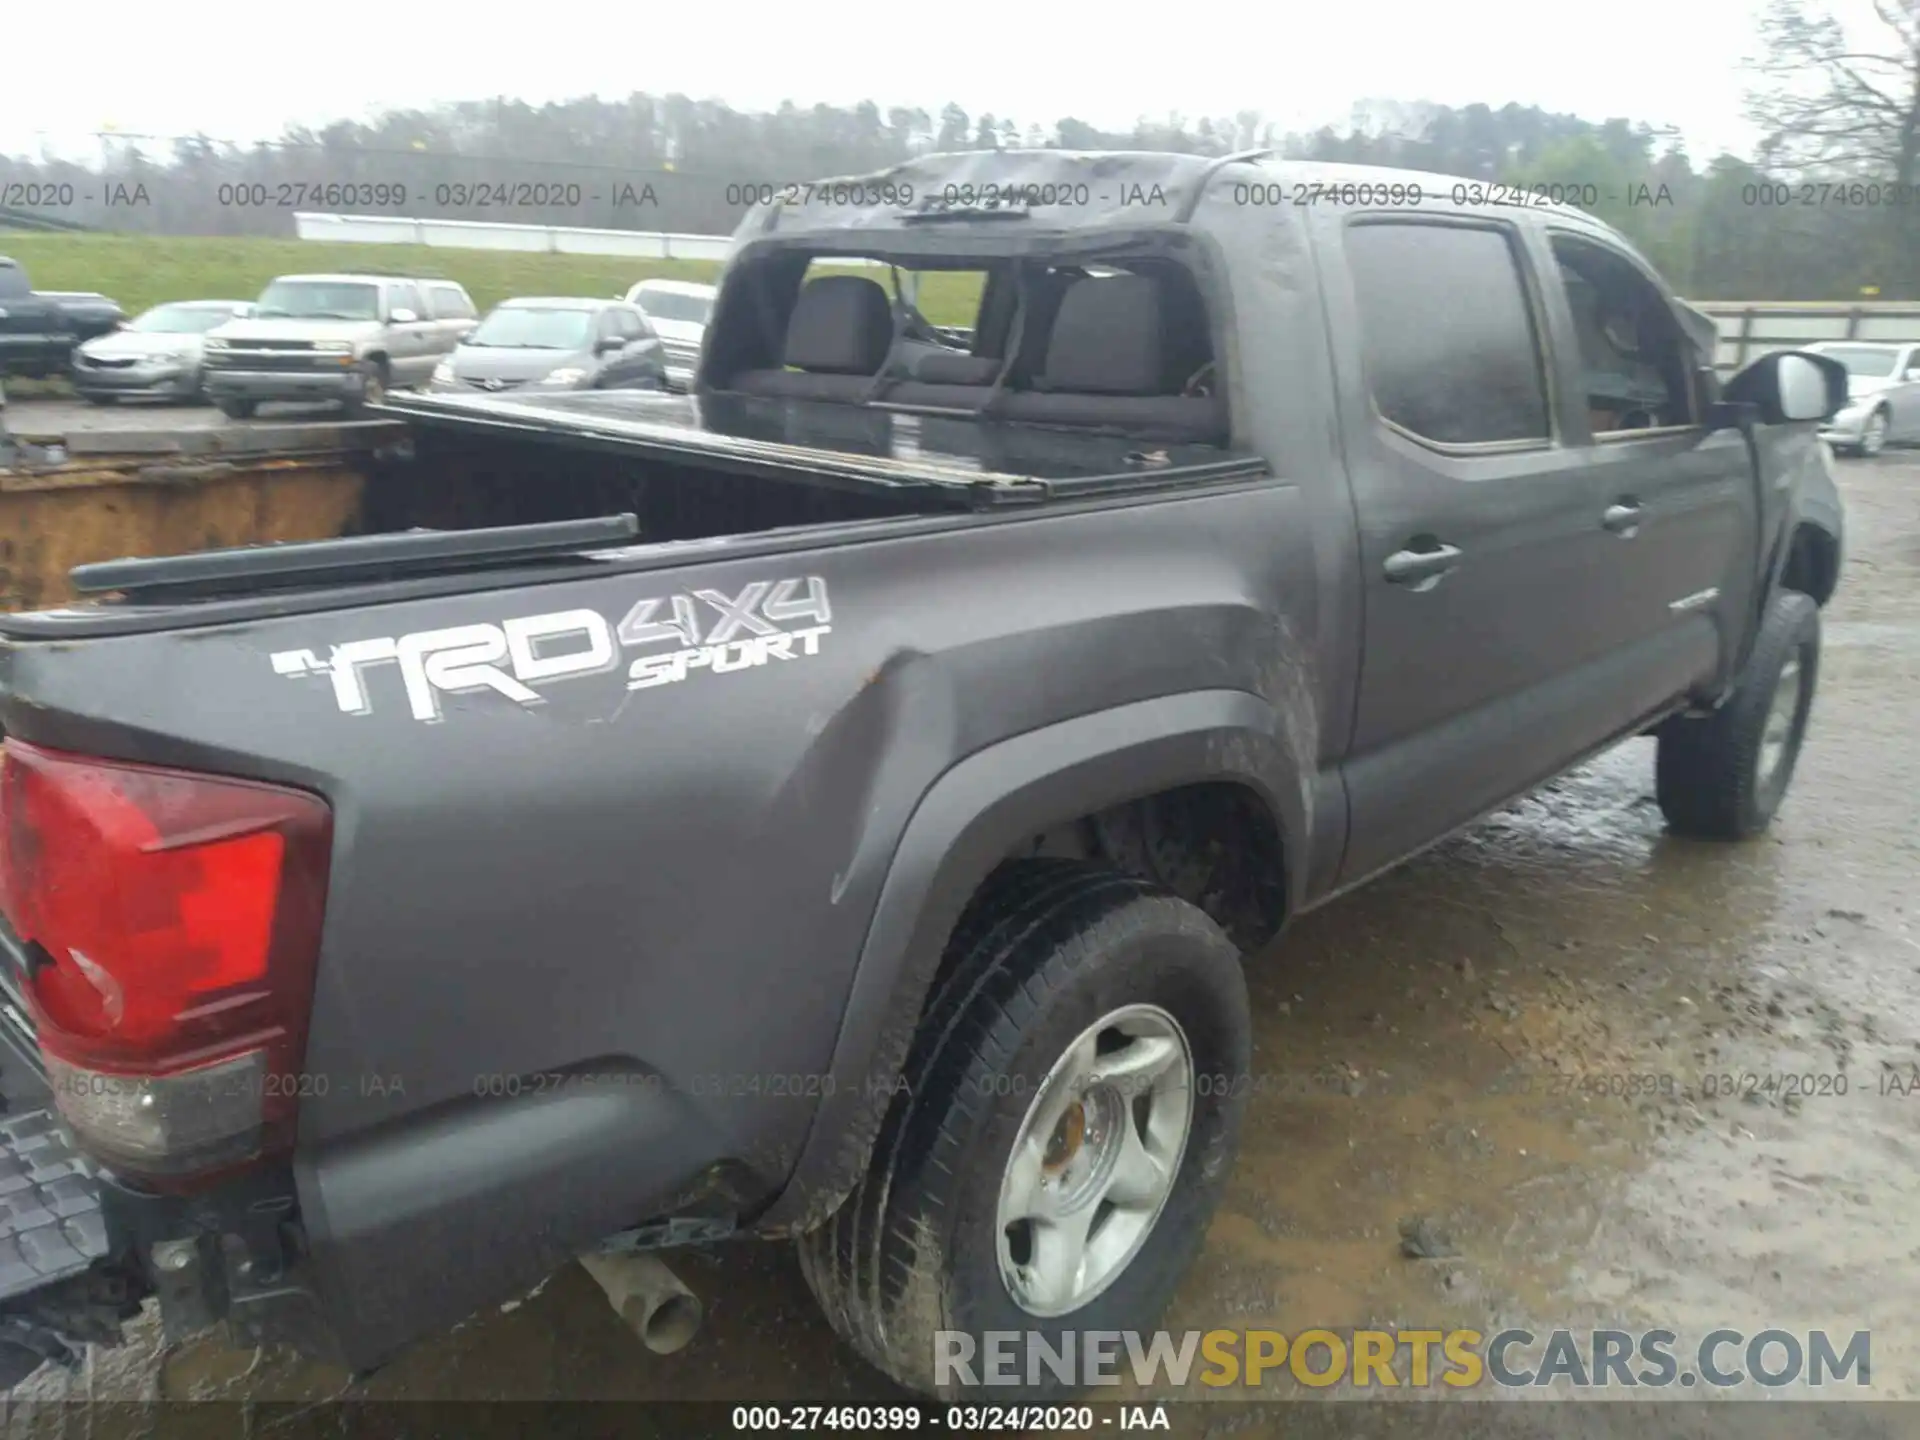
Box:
left=1858, top=409, right=1889, bottom=457
left=343, top=360, right=387, bottom=417
left=797, top=859, right=1250, bottom=1400
left=216, top=397, right=256, bottom=419
left=1657, top=589, right=1820, bottom=839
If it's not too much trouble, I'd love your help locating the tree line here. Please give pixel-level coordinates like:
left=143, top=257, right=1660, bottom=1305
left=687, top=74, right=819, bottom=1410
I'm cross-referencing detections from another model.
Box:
left=1, top=0, right=1914, bottom=299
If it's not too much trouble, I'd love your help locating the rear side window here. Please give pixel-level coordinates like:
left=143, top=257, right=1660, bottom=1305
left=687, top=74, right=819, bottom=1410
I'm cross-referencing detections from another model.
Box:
left=429, top=285, right=475, bottom=320
left=1344, top=221, right=1549, bottom=446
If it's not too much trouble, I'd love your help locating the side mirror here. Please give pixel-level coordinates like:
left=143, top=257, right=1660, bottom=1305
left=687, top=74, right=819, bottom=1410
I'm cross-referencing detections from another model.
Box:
left=390, top=308, right=419, bottom=325
left=595, top=336, right=625, bottom=355
left=1721, top=349, right=1847, bottom=425
left=1906, top=367, right=1920, bottom=382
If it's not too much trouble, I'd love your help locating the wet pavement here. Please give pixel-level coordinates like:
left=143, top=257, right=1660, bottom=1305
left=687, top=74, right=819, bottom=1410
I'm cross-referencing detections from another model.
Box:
left=6, top=451, right=1920, bottom=1433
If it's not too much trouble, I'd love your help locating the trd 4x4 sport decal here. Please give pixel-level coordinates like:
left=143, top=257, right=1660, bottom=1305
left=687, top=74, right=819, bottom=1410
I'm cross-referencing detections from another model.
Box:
left=269, top=577, right=832, bottom=723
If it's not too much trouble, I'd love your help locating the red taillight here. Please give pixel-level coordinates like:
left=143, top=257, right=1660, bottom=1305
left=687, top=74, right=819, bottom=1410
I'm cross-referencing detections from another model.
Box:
left=0, top=739, right=331, bottom=1183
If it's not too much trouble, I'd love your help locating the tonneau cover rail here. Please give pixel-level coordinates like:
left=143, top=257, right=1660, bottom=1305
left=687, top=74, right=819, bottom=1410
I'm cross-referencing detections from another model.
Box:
left=68, top=514, right=644, bottom=603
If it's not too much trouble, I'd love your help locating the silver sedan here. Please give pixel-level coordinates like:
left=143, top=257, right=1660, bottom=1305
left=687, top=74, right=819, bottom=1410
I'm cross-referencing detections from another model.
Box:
left=1811, top=341, right=1920, bottom=456
left=70, top=299, right=255, bottom=404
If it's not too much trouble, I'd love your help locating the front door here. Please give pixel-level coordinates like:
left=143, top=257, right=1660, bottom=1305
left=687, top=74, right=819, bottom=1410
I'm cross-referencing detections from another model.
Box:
left=383, top=282, right=433, bottom=386
left=1531, top=228, right=1757, bottom=713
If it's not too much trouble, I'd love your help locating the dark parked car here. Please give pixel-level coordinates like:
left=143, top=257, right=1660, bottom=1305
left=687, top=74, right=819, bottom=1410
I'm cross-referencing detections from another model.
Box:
left=0, top=150, right=1846, bottom=1400
left=70, top=300, right=255, bottom=404
left=430, top=297, right=668, bottom=395
left=0, top=257, right=124, bottom=378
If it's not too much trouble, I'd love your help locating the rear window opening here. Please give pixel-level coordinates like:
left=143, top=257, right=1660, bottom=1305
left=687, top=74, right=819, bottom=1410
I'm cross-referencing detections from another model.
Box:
left=703, top=248, right=1227, bottom=445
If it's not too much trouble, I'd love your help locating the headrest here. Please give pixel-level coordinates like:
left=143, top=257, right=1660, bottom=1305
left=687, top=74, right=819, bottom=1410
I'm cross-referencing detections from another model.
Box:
left=1039, top=275, right=1172, bottom=395
left=783, top=276, right=894, bottom=375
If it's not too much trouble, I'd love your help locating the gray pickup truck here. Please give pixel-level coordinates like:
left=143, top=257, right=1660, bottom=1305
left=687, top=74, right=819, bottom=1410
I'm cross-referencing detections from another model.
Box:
left=0, top=150, right=1846, bottom=1399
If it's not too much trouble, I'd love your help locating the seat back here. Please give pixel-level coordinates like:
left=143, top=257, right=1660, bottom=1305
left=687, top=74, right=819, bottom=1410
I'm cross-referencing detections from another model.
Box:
left=730, top=275, right=894, bottom=400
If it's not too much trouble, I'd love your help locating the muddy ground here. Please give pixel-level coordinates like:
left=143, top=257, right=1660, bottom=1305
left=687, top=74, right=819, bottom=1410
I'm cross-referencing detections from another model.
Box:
left=6, top=452, right=1919, bottom=1437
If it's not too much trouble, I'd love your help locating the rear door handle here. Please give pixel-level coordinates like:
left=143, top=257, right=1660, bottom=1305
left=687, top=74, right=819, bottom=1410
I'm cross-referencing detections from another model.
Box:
left=1383, top=543, right=1463, bottom=585
left=1603, top=501, right=1644, bottom=535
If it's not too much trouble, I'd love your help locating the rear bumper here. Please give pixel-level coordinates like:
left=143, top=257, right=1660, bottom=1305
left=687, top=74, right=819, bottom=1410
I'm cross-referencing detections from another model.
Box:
left=0, top=925, right=760, bottom=1378
left=0, top=1110, right=109, bottom=1306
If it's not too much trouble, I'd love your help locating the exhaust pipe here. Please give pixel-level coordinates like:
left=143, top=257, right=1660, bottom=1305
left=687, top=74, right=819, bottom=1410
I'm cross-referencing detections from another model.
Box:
left=579, top=1250, right=704, bottom=1355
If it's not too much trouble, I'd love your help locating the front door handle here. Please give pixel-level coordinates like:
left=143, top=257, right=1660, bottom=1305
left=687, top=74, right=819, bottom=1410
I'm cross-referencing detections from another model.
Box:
left=1383, top=543, right=1463, bottom=586
left=1602, top=500, right=1645, bottom=535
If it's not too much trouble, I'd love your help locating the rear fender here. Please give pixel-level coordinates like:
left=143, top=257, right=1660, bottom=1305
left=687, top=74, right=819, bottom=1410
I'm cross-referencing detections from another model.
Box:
left=752, top=688, right=1308, bottom=1235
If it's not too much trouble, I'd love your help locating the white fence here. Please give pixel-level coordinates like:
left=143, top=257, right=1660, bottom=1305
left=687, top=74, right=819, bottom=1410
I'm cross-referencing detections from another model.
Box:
left=293, top=212, right=734, bottom=261
left=1691, top=302, right=1920, bottom=372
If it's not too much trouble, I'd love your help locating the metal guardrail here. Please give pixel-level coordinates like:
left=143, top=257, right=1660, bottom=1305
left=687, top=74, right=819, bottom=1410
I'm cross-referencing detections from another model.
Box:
left=294, top=212, right=734, bottom=261
left=0, top=206, right=94, bottom=234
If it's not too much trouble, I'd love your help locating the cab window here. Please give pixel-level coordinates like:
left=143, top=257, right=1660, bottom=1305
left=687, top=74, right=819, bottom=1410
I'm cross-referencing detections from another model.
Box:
left=1547, top=235, right=1695, bottom=435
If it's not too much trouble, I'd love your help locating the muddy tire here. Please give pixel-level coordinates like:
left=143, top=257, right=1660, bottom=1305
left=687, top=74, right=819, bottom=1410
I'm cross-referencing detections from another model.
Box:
left=1657, top=590, right=1820, bottom=840
left=797, top=858, right=1250, bottom=1400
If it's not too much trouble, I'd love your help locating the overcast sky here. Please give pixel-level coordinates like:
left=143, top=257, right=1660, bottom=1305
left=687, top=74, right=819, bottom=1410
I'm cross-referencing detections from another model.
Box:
left=0, top=0, right=1870, bottom=167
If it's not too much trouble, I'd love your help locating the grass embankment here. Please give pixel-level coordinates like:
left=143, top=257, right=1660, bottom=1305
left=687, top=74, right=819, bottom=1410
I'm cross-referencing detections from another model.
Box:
left=0, top=233, right=984, bottom=325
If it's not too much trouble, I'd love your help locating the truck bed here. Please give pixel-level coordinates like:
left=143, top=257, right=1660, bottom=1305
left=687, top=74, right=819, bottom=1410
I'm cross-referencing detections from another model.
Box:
left=1, top=389, right=1264, bottom=640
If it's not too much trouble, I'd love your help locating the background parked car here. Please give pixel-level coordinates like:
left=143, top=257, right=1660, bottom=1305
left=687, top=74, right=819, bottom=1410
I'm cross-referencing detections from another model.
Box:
left=430, top=297, right=667, bottom=395
left=623, top=279, right=713, bottom=390
left=69, top=300, right=255, bottom=404
left=1809, top=340, right=1920, bottom=456
left=202, top=273, right=478, bottom=419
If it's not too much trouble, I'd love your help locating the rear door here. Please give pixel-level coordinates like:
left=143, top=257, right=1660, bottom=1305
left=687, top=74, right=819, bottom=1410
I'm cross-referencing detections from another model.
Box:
left=1529, top=227, right=1756, bottom=709
left=1320, top=212, right=1632, bottom=885
left=610, top=307, right=664, bottom=386
left=428, top=284, right=479, bottom=353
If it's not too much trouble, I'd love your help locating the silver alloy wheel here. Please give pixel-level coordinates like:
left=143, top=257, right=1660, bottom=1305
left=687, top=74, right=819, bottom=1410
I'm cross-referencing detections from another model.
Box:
left=994, top=1003, right=1193, bottom=1318
left=1861, top=411, right=1888, bottom=456
left=1758, top=654, right=1804, bottom=791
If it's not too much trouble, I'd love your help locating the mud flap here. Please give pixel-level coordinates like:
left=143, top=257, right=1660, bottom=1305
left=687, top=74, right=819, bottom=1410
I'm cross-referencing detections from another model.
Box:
left=0, top=1108, right=124, bottom=1388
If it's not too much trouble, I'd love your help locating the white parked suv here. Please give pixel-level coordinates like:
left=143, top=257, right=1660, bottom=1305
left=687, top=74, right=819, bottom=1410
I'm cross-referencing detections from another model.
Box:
left=623, top=279, right=714, bottom=391
left=203, top=274, right=479, bottom=418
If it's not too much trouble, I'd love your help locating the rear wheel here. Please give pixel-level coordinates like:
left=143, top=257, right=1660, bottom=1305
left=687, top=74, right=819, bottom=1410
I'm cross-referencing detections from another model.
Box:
left=797, top=858, right=1251, bottom=1400
left=79, top=393, right=116, bottom=406
left=1657, top=589, right=1820, bottom=839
